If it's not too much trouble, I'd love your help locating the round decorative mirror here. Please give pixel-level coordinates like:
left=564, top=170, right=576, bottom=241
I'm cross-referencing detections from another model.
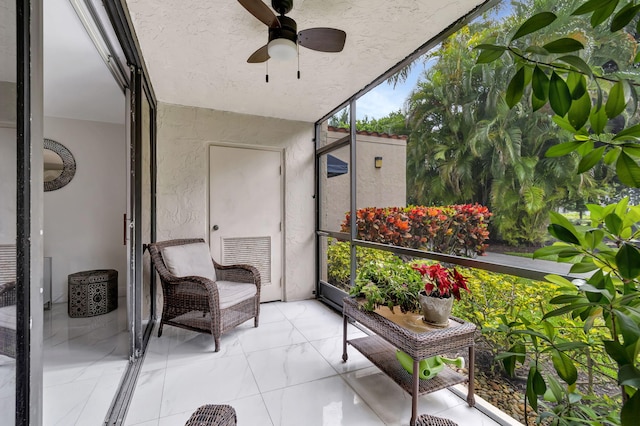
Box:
left=44, top=139, right=76, bottom=191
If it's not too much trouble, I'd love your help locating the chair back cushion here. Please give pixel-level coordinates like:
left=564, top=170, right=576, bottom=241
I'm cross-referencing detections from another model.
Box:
left=161, top=242, right=217, bottom=282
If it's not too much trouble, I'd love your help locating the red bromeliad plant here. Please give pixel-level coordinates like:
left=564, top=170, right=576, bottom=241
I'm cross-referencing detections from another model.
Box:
left=411, top=263, right=471, bottom=300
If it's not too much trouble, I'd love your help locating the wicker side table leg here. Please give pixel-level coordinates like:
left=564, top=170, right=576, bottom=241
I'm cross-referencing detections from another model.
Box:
left=467, top=345, right=475, bottom=407
left=411, top=358, right=419, bottom=426
left=342, top=315, right=348, bottom=362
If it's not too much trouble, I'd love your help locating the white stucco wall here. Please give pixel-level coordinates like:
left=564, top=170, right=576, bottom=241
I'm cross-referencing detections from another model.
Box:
left=320, top=128, right=407, bottom=232
left=156, top=103, right=315, bottom=301
left=43, top=116, right=127, bottom=303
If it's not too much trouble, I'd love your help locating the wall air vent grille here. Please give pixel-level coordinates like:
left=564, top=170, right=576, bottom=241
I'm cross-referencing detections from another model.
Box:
left=0, top=244, right=16, bottom=285
left=222, top=236, right=271, bottom=285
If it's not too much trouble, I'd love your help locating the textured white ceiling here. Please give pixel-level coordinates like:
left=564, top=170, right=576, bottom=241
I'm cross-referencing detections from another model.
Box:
left=125, top=0, right=486, bottom=123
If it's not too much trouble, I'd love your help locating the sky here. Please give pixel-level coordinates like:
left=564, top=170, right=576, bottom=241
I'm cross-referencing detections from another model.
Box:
left=355, top=62, right=423, bottom=120
left=353, top=1, right=511, bottom=121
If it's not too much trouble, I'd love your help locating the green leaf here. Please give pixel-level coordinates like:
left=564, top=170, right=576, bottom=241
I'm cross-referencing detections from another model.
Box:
left=577, top=146, right=606, bottom=173
left=604, top=340, right=632, bottom=364
left=542, top=38, right=584, bottom=54
left=532, top=93, right=546, bottom=111
left=570, top=262, right=599, bottom=273
left=557, top=55, right=593, bottom=77
left=568, top=92, right=591, bottom=130
left=549, top=72, right=572, bottom=116
left=532, top=368, right=546, bottom=395
left=617, top=243, right=640, bottom=279
left=613, top=123, right=640, bottom=141
left=611, top=3, right=640, bottom=31
left=532, top=66, right=549, bottom=101
left=606, top=81, right=627, bottom=119
left=619, top=364, right=640, bottom=388
left=551, top=349, right=578, bottom=385
left=512, top=12, right=557, bottom=41
left=526, top=366, right=539, bottom=412
left=545, top=141, right=584, bottom=157
left=624, top=144, right=640, bottom=158
left=584, top=229, right=604, bottom=249
left=590, top=107, right=608, bottom=135
left=604, top=146, right=622, bottom=164
left=554, top=342, right=589, bottom=351
left=616, top=152, right=640, bottom=187
left=591, top=0, right=620, bottom=27
left=614, top=310, right=640, bottom=347
left=549, top=224, right=580, bottom=244
left=544, top=274, right=576, bottom=289
left=605, top=213, right=623, bottom=235
left=475, top=45, right=507, bottom=64
left=573, top=0, right=617, bottom=15
left=635, top=51, right=640, bottom=64
left=576, top=139, right=594, bottom=155
left=567, top=72, right=587, bottom=100
left=544, top=303, right=595, bottom=319
left=506, top=67, right=525, bottom=108
left=622, top=389, right=640, bottom=426
left=550, top=294, right=585, bottom=304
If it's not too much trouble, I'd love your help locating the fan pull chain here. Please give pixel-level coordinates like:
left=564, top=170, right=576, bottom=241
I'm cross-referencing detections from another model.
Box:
left=266, top=60, right=269, bottom=83
left=297, top=43, right=301, bottom=79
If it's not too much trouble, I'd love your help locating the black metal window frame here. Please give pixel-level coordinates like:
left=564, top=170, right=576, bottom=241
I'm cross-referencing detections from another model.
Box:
left=313, top=0, right=569, bottom=311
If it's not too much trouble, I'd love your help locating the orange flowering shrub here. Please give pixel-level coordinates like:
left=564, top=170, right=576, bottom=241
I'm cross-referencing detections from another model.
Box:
left=342, top=204, right=491, bottom=257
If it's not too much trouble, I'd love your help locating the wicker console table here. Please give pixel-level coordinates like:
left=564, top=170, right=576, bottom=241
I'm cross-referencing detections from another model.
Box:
left=342, top=297, right=476, bottom=426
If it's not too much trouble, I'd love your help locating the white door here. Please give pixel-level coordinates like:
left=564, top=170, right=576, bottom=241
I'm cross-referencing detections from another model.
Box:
left=209, top=145, right=283, bottom=302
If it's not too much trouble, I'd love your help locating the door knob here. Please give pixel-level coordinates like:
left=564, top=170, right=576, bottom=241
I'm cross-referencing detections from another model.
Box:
left=212, top=225, right=219, bottom=231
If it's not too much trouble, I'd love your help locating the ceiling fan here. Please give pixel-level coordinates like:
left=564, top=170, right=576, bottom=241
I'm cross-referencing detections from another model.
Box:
left=238, top=0, right=346, bottom=64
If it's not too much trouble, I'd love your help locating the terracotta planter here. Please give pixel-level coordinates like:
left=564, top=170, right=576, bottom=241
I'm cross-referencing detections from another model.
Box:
left=418, top=291, right=453, bottom=327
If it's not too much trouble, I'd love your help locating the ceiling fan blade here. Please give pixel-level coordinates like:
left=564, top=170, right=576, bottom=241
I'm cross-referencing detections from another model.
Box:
left=298, top=28, right=346, bottom=52
left=237, top=0, right=281, bottom=28
left=247, top=45, right=270, bottom=63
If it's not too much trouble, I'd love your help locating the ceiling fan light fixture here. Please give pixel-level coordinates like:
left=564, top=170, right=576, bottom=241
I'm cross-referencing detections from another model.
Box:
left=267, top=37, right=297, bottom=61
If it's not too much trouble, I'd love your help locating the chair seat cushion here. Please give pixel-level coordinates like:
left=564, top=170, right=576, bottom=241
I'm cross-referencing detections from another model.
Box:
left=161, top=242, right=217, bottom=282
left=0, top=306, right=16, bottom=330
left=216, top=281, right=257, bottom=309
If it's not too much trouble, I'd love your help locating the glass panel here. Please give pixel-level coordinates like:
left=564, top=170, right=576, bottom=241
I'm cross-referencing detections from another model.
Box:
left=317, top=106, right=349, bottom=149
left=0, top=0, right=16, bottom=423
left=318, top=148, right=350, bottom=233
left=141, top=91, right=152, bottom=324
left=320, top=236, right=350, bottom=293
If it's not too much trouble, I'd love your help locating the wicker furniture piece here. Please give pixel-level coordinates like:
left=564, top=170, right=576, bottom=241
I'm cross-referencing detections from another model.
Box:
left=149, top=238, right=261, bottom=352
left=184, top=404, right=237, bottom=426
left=415, top=414, right=458, bottom=426
left=342, top=297, right=475, bottom=426
left=68, top=269, right=118, bottom=318
left=0, top=281, right=16, bottom=358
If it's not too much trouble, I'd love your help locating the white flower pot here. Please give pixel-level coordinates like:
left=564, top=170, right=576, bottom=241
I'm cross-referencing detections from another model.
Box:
left=419, top=291, right=453, bottom=327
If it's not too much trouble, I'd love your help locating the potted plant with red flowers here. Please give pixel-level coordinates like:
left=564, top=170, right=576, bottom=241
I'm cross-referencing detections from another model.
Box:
left=411, top=263, right=470, bottom=327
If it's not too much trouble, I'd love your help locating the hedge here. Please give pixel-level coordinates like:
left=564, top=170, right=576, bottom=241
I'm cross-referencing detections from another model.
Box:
left=341, top=204, right=491, bottom=257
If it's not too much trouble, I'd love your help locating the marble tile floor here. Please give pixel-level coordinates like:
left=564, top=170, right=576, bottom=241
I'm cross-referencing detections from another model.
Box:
left=126, top=300, right=520, bottom=426
left=43, top=297, right=130, bottom=425
left=0, top=299, right=522, bottom=425
left=0, top=297, right=130, bottom=426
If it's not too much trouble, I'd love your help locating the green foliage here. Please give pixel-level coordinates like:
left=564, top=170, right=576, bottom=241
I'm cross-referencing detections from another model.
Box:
left=348, top=254, right=424, bottom=313
left=328, top=110, right=410, bottom=136
left=475, top=3, right=640, bottom=189
left=326, top=240, right=397, bottom=289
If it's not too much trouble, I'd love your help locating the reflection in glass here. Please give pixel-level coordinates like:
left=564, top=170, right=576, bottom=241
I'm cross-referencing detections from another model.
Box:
left=0, top=0, right=17, bottom=423
left=43, top=147, right=64, bottom=182
left=318, top=147, right=350, bottom=233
